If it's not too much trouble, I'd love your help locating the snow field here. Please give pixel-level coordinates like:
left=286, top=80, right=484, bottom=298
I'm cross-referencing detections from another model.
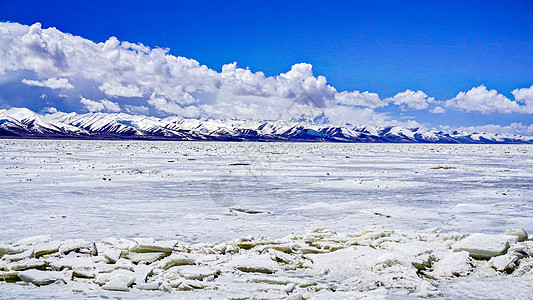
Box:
left=0, top=140, right=532, bottom=298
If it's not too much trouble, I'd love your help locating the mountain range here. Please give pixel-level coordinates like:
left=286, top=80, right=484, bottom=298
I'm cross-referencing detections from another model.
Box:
left=0, top=108, right=531, bottom=143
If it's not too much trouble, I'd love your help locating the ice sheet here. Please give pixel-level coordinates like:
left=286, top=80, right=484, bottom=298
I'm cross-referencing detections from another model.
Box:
left=0, top=140, right=532, bottom=298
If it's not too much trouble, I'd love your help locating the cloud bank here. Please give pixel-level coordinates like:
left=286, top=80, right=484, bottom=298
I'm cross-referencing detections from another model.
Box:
left=0, top=22, right=532, bottom=130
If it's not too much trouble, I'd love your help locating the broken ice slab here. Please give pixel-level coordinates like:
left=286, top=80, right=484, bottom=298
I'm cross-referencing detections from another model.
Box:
left=129, top=238, right=176, bottom=253
left=452, top=233, right=517, bottom=259
left=18, top=269, right=69, bottom=286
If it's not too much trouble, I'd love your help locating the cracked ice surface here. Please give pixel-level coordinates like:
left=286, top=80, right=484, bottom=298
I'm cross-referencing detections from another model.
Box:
left=0, top=140, right=532, bottom=298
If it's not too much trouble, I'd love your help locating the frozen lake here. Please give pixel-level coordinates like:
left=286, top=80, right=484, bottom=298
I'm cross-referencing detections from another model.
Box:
left=1, top=140, right=532, bottom=299
left=1, top=140, right=531, bottom=242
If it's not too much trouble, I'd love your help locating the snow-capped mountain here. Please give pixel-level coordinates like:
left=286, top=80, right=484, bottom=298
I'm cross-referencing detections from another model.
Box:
left=0, top=108, right=531, bottom=143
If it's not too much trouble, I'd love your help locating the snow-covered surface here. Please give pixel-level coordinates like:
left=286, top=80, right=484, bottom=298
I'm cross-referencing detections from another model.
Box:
left=1, top=140, right=532, bottom=298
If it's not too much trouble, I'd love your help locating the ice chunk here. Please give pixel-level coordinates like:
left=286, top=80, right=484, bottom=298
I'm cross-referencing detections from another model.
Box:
left=50, top=256, right=94, bottom=270
left=95, top=269, right=135, bottom=287
left=489, top=255, right=518, bottom=272
left=428, top=251, right=472, bottom=278
left=129, top=238, right=175, bottom=253
left=170, top=265, right=217, bottom=280
left=103, top=249, right=122, bottom=264
left=505, top=229, right=528, bottom=242
left=507, top=243, right=529, bottom=258
left=524, top=241, right=533, bottom=257
left=132, top=264, right=153, bottom=284
left=136, top=281, right=160, bottom=290
left=112, top=258, right=134, bottom=271
left=6, top=258, right=46, bottom=271
left=123, top=251, right=168, bottom=264
left=304, top=245, right=440, bottom=295
left=18, top=270, right=67, bottom=286
left=33, top=241, right=61, bottom=257
left=0, top=244, right=24, bottom=257
left=58, top=239, right=91, bottom=255
left=285, top=282, right=296, bottom=293
left=226, top=253, right=280, bottom=274
left=452, top=234, right=515, bottom=259
left=247, top=275, right=291, bottom=285
left=2, top=249, right=32, bottom=261
left=16, top=235, right=51, bottom=246
left=102, top=276, right=130, bottom=291
left=0, top=271, right=19, bottom=282
left=102, top=238, right=135, bottom=250
left=73, top=268, right=96, bottom=278
left=158, top=253, right=195, bottom=270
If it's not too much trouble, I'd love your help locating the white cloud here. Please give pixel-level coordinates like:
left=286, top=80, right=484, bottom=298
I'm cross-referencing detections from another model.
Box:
left=0, top=22, right=388, bottom=124
left=124, top=105, right=149, bottom=115
left=21, top=77, right=73, bottom=89
left=98, top=82, right=143, bottom=98
left=80, top=97, right=121, bottom=113
left=42, top=107, right=58, bottom=113
left=512, top=85, right=533, bottom=113
left=445, top=85, right=521, bottom=114
left=386, top=90, right=434, bottom=111
left=146, top=93, right=200, bottom=118
left=457, top=123, right=533, bottom=137
left=430, top=106, right=446, bottom=114
left=1, top=21, right=532, bottom=130
left=324, top=105, right=391, bottom=126
left=334, top=90, right=386, bottom=108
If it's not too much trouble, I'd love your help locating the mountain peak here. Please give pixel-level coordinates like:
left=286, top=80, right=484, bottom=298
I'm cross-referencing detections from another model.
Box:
left=3, top=107, right=37, bottom=120
left=0, top=108, right=531, bottom=144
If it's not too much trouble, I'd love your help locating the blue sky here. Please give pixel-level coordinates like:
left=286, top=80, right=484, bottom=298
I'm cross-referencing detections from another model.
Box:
left=0, top=0, right=532, bottom=134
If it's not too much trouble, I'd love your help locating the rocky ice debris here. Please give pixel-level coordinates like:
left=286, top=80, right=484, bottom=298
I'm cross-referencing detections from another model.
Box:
left=0, top=227, right=531, bottom=297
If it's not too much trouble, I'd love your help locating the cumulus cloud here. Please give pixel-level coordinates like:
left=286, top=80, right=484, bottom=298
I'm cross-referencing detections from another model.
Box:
left=0, top=21, right=531, bottom=129
left=21, top=77, right=73, bottom=89
left=42, top=107, right=58, bottom=113
left=98, top=82, right=143, bottom=98
left=430, top=106, right=446, bottom=114
left=80, top=97, right=121, bottom=113
left=386, top=90, right=434, bottom=111
left=445, top=85, right=522, bottom=114
left=512, top=85, right=533, bottom=113
left=334, top=91, right=386, bottom=108
left=0, top=22, right=398, bottom=124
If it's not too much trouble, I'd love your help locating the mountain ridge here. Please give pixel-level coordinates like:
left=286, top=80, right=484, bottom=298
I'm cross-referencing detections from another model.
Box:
left=0, top=108, right=531, bottom=144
